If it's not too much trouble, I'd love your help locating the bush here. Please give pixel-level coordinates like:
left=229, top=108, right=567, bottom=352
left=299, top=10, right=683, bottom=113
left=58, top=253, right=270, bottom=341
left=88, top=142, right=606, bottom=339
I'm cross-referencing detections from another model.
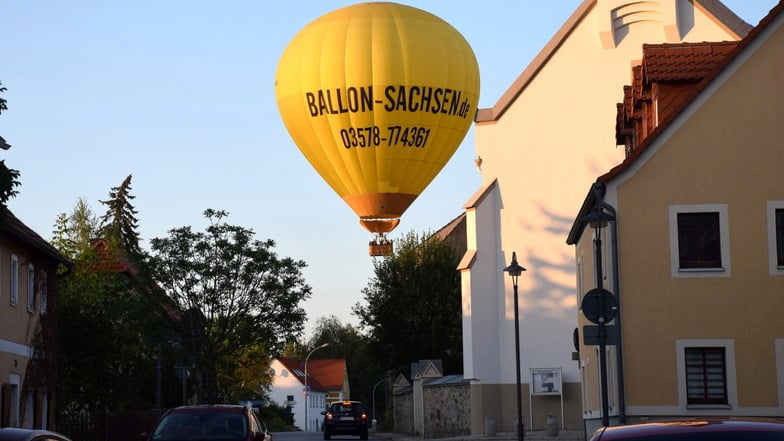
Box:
left=256, top=403, right=296, bottom=432
left=374, top=416, right=394, bottom=433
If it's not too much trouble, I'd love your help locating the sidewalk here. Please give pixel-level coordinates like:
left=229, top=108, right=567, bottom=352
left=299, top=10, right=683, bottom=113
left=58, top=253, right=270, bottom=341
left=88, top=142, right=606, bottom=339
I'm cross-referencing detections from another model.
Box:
left=374, top=429, right=586, bottom=441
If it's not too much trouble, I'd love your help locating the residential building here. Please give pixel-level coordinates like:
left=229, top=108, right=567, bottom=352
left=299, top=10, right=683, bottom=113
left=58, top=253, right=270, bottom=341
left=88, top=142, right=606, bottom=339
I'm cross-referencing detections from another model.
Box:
left=269, top=357, right=349, bottom=432
left=0, top=209, right=70, bottom=429
left=568, top=1, right=784, bottom=434
left=460, top=0, right=751, bottom=434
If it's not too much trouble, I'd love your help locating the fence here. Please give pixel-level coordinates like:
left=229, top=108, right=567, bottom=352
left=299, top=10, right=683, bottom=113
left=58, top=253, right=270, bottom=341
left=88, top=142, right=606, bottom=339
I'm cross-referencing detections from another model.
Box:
left=58, top=409, right=163, bottom=441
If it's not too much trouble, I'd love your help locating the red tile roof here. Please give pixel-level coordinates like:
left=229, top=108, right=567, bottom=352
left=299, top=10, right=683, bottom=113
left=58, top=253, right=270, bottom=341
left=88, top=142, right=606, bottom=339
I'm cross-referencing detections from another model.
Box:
left=307, top=359, right=346, bottom=391
left=602, top=0, right=784, bottom=184
left=641, top=41, right=739, bottom=82
left=89, top=238, right=137, bottom=274
left=276, top=357, right=346, bottom=392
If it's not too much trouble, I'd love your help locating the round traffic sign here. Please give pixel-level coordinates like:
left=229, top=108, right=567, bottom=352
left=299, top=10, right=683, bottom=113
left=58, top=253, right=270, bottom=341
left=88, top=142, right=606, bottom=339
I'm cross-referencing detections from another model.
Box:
left=581, top=288, right=618, bottom=324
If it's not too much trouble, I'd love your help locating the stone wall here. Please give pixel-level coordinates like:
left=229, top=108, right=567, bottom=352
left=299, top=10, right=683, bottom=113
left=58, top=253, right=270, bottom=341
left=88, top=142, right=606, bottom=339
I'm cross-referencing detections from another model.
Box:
left=422, top=383, right=471, bottom=438
left=394, top=389, right=414, bottom=435
left=393, top=382, right=471, bottom=438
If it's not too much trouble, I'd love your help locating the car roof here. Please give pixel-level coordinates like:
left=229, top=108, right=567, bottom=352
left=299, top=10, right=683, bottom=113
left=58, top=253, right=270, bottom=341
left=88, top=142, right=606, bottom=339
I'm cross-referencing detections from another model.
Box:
left=595, top=419, right=784, bottom=440
left=0, top=427, right=71, bottom=441
left=167, top=404, right=248, bottom=415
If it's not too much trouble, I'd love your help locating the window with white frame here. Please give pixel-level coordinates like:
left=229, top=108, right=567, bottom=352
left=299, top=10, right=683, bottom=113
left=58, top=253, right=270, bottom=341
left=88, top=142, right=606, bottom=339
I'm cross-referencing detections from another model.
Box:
left=40, top=272, right=48, bottom=314
left=27, top=264, right=35, bottom=312
left=10, top=254, right=19, bottom=306
left=577, top=254, right=584, bottom=310
left=767, top=201, right=784, bottom=274
left=676, top=339, right=735, bottom=408
left=669, top=204, right=730, bottom=277
left=685, top=347, right=727, bottom=405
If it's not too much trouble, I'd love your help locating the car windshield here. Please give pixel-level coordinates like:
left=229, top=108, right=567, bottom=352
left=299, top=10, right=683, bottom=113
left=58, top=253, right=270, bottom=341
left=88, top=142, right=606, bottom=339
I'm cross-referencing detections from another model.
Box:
left=152, top=412, right=247, bottom=441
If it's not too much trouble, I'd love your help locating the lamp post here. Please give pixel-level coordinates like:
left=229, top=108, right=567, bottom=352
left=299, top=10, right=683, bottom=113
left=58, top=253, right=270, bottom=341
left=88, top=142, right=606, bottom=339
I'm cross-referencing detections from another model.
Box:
left=583, top=204, right=615, bottom=427
left=503, top=252, right=527, bottom=441
left=304, top=343, right=330, bottom=432
left=372, top=378, right=386, bottom=424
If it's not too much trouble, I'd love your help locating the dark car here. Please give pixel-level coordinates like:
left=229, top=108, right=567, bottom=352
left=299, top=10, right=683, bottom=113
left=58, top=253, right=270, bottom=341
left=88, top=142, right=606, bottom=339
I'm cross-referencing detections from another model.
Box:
left=590, top=418, right=784, bottom=441
left=143, top=404, right=272, bottom=441
left=322, top=401, right=368, bottom=440
left=0, top=428, right=72, bottom=441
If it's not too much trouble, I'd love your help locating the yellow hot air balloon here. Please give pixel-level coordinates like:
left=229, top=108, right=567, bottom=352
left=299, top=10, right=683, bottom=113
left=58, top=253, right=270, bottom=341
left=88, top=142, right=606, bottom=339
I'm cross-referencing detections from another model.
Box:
left=275, top=2, right=480, bottom=255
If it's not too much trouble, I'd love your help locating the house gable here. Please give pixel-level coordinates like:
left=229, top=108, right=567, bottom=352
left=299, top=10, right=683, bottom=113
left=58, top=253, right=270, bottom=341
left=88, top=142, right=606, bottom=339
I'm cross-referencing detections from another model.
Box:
left=569, top=0, right=784, bottom=420
left=476, top=0, right=750, bottom=122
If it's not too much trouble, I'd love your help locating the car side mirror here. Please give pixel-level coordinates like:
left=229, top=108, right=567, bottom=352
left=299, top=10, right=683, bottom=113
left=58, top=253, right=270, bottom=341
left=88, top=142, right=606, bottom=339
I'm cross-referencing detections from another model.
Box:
left=140, top=433, right=149, bottom=441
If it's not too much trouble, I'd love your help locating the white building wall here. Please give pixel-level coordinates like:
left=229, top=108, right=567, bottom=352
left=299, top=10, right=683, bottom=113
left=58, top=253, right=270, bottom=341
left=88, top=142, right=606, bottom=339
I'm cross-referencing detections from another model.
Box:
left=268, top=359, right=327, bottom=431
left=464, top=0, right=746, bottom=431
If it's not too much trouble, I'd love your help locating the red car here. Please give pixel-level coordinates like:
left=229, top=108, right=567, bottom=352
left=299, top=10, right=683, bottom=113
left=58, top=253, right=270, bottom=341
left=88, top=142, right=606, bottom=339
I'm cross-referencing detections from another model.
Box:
left=143, top=404, right=272, bottom=441
left=590, top=418, right=784, bottom=441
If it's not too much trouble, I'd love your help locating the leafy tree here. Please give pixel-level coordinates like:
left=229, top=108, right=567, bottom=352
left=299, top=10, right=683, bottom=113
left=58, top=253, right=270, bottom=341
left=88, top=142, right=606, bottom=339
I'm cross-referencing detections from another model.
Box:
left=0, top=81, right=20, bottom=209
left=99, top=174, right=142, bottom=255
left=0, top=160, right=20, bottom=209
left=148, top=209, right=311, bottom=402
left=53, top=198, right=173, bottom=412
left=353, top=230, right=463, bottom=375
left=51, top=198, right=100, bottom=259
left=0, top=81, right=7, bottom=114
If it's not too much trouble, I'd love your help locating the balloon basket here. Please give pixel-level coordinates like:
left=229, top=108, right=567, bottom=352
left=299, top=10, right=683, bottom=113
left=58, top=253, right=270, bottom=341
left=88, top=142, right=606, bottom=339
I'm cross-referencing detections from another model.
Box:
left=369, top=237, right=393, bottom=256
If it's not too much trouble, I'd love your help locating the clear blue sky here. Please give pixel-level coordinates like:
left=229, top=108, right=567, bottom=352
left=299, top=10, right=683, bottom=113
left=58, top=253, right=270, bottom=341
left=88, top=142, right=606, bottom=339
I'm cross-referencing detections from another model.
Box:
left=2, top=1, right=776, bottom=337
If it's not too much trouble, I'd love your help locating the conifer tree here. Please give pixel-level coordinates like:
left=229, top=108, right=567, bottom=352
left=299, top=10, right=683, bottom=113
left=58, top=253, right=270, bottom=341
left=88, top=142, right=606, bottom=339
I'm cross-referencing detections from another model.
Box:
left=99, top=174, right=142, bottom=254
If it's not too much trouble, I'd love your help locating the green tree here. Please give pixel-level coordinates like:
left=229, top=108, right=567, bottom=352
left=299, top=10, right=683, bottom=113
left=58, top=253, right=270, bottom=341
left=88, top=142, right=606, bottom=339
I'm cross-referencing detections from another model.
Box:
left=0, top=81, right=7, bottom=114
left=51, top=198, right=100, bottom=259
left=0, top=160, right=20, bottom=209
left=0, top=81, right=21, bottom=209
left=53, top=198, right=172, bottom=412
left=353, top=231, right=463, bottom=375
left=99, top=174, right=142, bottom=255
left=148, top=209, right=311, bottom=402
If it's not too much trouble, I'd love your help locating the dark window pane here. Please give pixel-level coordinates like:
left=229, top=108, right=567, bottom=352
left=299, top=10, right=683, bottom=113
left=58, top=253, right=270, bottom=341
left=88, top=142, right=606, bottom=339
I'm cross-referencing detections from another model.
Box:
left=685, top=347, right=728, bottom=405
left=678, top=212, right=722, bottom=268
left=776, top=209, right=784, bottom=266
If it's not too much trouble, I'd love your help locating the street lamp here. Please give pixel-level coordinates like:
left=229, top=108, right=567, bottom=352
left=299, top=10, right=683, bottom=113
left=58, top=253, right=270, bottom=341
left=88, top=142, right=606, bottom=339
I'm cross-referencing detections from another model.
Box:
left=583, top=203, right=615, bottom=427
left=304, top=343, right=330, bottom=432
left=503, top=251, right=527, bottom=441
left=372, top=378, right=386, bottom=424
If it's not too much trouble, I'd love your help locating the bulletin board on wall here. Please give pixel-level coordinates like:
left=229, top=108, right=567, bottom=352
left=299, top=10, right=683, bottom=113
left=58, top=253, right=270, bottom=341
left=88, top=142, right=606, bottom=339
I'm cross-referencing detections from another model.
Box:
left=530, top=367, right=564, bottom=429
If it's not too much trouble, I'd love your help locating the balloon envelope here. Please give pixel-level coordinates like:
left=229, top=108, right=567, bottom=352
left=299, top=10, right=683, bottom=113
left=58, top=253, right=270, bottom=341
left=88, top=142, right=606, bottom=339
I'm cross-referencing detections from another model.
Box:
left=275, top=2, right=480, bottom=235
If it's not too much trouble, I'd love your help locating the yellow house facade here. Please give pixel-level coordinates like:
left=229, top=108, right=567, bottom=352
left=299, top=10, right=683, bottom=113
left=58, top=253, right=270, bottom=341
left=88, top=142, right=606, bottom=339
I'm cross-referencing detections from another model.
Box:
left=462, top=0, right=752, bottom=434
left=0, top=209, right=70, bottom=429
left=568, top=1, right=784, bottom=434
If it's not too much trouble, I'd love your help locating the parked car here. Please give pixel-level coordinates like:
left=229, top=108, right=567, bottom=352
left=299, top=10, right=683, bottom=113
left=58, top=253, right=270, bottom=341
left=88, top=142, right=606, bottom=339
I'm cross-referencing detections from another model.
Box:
left=589, top=418, right=784, bottom=440
left=142, top=404, right=272, bottom=441
left=0, top=428, right=72, bottom=441
left=322, top=401, right=368, bottom=440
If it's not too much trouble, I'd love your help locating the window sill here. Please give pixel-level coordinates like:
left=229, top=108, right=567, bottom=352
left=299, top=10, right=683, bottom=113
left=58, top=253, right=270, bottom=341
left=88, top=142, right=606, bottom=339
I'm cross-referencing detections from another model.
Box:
left=686, top=404, right=731, bottom=409
left=678, top=267, right=726, bottom=273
